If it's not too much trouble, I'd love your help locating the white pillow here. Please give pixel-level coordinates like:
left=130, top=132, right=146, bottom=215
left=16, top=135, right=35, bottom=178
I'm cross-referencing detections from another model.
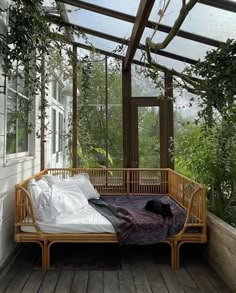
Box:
left=43, top=174, right=63, bottom=187
left=37, top=189, right=57, bottom=223
left=27, top=179, right=42, bottom=217
left=72, top=173, right=100, bottom=200
left=37, top=178, right=50, bottom=190
left=50, top=183, right=88, bottom=220
left=53, top=179, right=88, bottom=205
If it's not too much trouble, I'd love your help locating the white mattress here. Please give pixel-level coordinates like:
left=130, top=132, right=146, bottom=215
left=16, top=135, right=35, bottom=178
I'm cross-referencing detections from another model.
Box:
left=21, top=204, right=115, bottom=234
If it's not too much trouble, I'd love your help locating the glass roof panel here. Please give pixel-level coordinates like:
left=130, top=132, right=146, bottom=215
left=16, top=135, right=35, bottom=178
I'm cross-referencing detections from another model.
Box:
left=141, top=28, right=214, bottom=61
left=135, top=49, right=188, bottom=73
left=42, top=0, right=58, bottom=15
left=149, top=2, right=236, bottom=42
left=66, top=5, right=133, bottom=40
left=75, top=0, right=140, bottom=16
left=43, top=0, right=56, bottom=6
left=131, top=64, right=164, bottom=97
left=74, top=34, right=127, bottom=57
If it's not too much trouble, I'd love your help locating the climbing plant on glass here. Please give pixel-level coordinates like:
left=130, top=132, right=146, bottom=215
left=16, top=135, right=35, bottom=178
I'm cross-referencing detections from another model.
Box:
left=170, top=39, right=236, bottom=221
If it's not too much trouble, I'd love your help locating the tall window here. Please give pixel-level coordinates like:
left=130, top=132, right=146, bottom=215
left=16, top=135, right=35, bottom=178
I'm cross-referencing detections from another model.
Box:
left=58, top=86, right=63, bottom=104
left=58, top=112, right=63, bottom=152
left=52, top=109, right=57, bottom=154
left=52, top=79, right=57, bottom=100
left=6, top=66, right=30, bottom=157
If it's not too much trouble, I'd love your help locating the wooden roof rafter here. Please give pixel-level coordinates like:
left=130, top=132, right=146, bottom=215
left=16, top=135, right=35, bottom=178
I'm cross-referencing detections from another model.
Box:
left=53, top=32, right=200, bottom=94
left=124, top=0, right=155, bottom=70
left=199, top=0, right=236, bottom=12
left=48, top=14, right=198, bottom=65
left=58, top=0, right=223, bottom=47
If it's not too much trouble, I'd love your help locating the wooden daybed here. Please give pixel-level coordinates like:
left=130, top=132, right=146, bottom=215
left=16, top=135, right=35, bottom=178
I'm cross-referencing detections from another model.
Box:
left=15, top=168, right=207, bottom=270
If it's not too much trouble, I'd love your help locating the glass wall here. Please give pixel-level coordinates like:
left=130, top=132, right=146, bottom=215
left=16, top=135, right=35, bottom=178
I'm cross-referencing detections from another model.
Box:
left=131, top=64, right=164, bottom=97
left=77, top=53, right=122, bottom=168
left=138, top=106, right=160, bottom=168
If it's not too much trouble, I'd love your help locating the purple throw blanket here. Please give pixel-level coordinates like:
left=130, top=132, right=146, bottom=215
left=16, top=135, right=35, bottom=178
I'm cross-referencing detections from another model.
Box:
left=89, top=195, right=186, bottom=245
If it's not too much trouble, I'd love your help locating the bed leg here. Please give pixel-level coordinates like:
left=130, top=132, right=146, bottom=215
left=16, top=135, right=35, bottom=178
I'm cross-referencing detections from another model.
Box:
left=171, top=242, right=176, bottom=269
left=47, top=242, right=51, bottom=270
left=176, top=243, right=181, bottom=270
left=43, top=240, right=49, bottom=270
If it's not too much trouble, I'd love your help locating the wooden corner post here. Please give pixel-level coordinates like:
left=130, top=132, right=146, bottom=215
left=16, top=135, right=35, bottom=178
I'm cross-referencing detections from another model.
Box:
left=160, top=70, right=174, bottom=169
left=72, top=45, right=78, bottom=168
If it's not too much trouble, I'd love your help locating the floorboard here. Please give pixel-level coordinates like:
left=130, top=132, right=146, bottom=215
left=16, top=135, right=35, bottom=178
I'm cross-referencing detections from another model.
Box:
left=0, top=244, right=232, bottom=293
left=104, top=271, right=120, bottom=293
left=55, top=271, right=74, bottom=293
left=186, top=262, right=219, bottom=293
left=87, top=271, right=104, bottom=293
left=21, top=271, right=46, bottom=293
left=70, top=271, right=89, bottom=293
left=37, top=271, right=60, bottom=293
left=118, top=263, right=136, bottom=293
left=142, top=254, right=168, bottom=293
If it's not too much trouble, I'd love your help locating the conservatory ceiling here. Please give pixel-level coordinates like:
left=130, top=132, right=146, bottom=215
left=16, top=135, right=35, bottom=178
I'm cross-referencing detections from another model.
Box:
left=45, top=0, right=236, bottom=72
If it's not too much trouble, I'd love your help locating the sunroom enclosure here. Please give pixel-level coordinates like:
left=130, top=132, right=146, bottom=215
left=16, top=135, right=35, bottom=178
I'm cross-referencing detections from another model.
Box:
left=0, top=0, right=236, bottom=291
left=39, top=0, right=236, bottom=171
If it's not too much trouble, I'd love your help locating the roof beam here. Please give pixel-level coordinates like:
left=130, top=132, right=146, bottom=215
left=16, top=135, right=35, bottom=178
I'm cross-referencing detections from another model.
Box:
left=48, top=14, right=197, bottom=65
left=58, top=0, right=222, bottom=47
left=72, top=42, right=156, bottom=70
left=199, top=0, right=236, bottom=13
left=124, top=0, right=155, bottom=70
left=52, top=33, right=198, bottom=93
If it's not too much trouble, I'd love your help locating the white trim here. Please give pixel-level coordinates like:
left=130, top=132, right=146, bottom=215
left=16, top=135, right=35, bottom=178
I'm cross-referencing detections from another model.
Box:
left=6, top=151, right=29, bottom=160
left=4, top=155, right=34, bottom=167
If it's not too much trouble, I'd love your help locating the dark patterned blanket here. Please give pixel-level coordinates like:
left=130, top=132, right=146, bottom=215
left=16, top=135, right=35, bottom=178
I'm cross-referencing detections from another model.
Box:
left=89, top=195, right=186, bottom=245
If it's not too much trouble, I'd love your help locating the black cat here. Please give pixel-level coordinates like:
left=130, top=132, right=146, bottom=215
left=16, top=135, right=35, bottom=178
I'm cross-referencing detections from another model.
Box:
left=145, top=199, right=173, bottom=218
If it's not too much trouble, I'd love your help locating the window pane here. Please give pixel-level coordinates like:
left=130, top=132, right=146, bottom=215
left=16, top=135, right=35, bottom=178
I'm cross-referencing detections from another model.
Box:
left=107, top=58, right=123, bottom=167
left=52, top=79, right=57, bottom=100
left=52, top=109, right=57, bottom=153
left=149, top=2, right=236, bottom=42
left=78, top=55, right=108, bottom=167
left=71, top=0, right=139, bottom=16
left=6, top=93, right=17, bottom=154
left=141, top=27, right=214, bottom=61
left=67, top=7, right=133, bottom=40
left=132, top=64, right=164, bottom=97
left=58, top=86, right=63, bottom=103
left=58, top=112, right=63, bottom=152
left=17, top=96, right=29, bottom=152
left=74, top=33, right=127, bottom=57
left=138, top=106, right=160, bottom=168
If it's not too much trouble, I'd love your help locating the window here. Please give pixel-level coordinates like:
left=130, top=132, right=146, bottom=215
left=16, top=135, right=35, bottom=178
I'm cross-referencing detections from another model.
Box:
left=52, top=109, right=57, bottom=154
left=58, top=112, right=63, bottom=152
left=52, top=79, right=57, bottom=100
left=6, top=66, right=30, bottom=158
left=58, top=85, right=63, bottom=104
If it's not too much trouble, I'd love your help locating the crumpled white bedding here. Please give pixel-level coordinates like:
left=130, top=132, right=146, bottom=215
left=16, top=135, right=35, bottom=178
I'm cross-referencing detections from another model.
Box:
left=21, top=203, right=115, bottom=234
left=24, top=174, right=115, bottom=234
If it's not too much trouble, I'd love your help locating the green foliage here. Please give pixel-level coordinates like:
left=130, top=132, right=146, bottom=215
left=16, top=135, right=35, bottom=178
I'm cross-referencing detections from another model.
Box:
left=173, top=40, right=236, bottom=224
left=74, top=54, right=123, bottom=168
left=138, top=107, right=160, bottom=168
left=186, top=39, right=236, bottom=128
left=0, top=0, right=52, bottom=98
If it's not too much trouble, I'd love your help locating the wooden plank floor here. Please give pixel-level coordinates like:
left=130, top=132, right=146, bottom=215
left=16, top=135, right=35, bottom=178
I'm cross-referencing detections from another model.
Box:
left=0, top=243, right=232, bottom=293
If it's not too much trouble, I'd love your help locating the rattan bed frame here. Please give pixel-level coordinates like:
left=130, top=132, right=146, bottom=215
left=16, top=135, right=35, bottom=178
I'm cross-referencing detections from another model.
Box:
left=15, top=168, right=207, bottom=270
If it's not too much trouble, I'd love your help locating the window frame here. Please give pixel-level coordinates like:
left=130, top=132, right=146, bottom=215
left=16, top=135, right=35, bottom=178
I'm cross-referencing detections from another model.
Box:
left=52, top=108, right=57, bottom=154
left=6, top=87, right=30, bottom=160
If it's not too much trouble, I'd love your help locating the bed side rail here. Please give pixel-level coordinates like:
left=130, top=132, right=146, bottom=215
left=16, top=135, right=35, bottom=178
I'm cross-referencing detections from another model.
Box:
left=15, top=170, right=48, bottom=236
left=168, top=169, right=207, bottom=236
